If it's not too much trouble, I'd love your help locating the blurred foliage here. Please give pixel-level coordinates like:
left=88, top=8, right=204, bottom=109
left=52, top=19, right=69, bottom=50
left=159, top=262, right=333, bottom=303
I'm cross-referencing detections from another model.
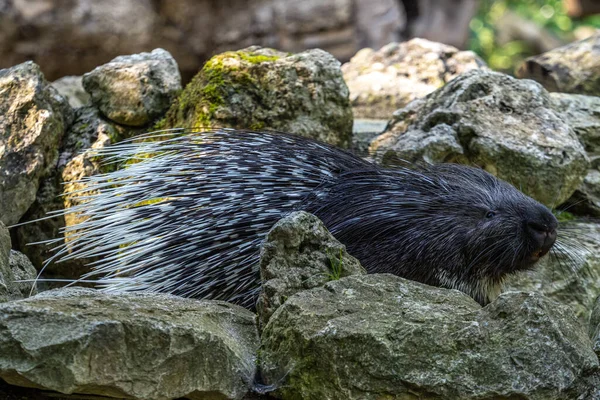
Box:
left=468, top=0, right=600, bottom=73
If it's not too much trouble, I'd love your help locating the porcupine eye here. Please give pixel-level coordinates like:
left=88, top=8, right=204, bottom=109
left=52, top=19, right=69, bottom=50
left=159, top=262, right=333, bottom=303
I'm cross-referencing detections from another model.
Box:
left=485, top=211, right=496, bottom=219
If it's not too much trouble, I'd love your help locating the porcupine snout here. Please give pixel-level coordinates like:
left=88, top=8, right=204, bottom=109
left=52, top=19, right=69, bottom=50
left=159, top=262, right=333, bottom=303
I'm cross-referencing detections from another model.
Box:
left=525, top=210, right=558, bottom=262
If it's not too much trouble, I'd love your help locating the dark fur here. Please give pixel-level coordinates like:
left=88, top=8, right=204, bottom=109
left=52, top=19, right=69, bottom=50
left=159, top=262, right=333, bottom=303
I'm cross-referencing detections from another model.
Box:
left=42, top=129, right=558, bottom=308
left=304, top=164, right=557, bottom=305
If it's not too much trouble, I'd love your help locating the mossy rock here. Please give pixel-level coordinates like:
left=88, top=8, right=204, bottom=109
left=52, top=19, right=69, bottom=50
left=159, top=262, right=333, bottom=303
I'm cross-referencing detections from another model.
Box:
left=158, top=46, right=353, bottom=148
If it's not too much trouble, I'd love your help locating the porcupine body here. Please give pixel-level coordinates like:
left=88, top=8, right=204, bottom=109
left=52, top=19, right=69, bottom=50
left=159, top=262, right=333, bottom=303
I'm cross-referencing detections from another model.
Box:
left=47, top=128, right=558, bottom=309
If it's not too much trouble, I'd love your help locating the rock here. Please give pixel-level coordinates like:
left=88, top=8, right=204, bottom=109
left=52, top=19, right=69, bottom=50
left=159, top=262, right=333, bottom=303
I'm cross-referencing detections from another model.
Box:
left=565, top=171, right=600, bottom=217
left=82, top=48, right=181, bottom=127
left=257, top=211, right=365, bottom=327
left=0, top=288, right=259, bottom=400
left=0, top=62, right=73, bottom=226
left=51, top=76, right=90, bottom=109
left=550, top=93, right=600, bottom=157
left=8, top=251, right=37, bottom=300
left=0, top=222, right=37, bottom=303
left=160, top=46, right=353, bottom=148
left=369, top=70, right=589, bottom=206
left=516, top=33, right=600, bottom=96
left=260, top=274, right=598, bottom=399
left=342, top=39, right=487, bottom=119
left=505, top=222, right=600, bottom=323
left=591, top=295, right=600, bottom=355
left=351, top=118, right=388, bottom=156
left=549, top=93, right=600, bottom=216
left=14, top=106, right=139, bottom=280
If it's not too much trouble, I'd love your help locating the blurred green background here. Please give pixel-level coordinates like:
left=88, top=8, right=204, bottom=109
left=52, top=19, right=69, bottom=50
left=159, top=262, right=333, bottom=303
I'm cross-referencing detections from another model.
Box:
left=469, top=0, right=600, bottom=73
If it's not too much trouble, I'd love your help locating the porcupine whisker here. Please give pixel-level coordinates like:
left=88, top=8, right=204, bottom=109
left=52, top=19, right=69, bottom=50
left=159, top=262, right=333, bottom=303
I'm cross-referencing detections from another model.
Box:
left=553, top=199, right=589, bottom=214
left=552, top=242, right=586, bottom=269
left=558, top=227, right=599, bottom=243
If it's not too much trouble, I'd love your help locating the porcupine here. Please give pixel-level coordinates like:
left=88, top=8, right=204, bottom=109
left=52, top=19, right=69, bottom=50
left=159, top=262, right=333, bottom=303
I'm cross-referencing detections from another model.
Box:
left=43, top=128, right=559, bottom=309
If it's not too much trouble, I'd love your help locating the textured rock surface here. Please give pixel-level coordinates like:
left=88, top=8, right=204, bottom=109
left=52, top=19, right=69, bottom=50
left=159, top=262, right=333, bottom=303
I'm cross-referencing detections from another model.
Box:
left=14, top=106, right=139, bottom=279
left=517, top=33, right=600, bottom=96
left=160, top=46, right=353, bottom=148
left=0, top=223, right=36, bottom=303
left=257, top=211, right=365, bottom=327
left=0, top=62, right=73, bottom=226
left=8, top=251, right=38, bottom=300
left=591, top=295, right=600, bottom=356
left=342, top=39, right=487, bottom=119
left=82, top=48, right=181, bottom=126
left=505, top=222, right=600, bottom=323
left=261, top=274, right=598, bottom=399
left=551, top=93, right=600, bottom=158
left=550, top=93, right=600, bottom=216
left=0, top=288, right=259, bottom=400
left=370, top=70, right=589, bottom=206
left=51, top=76, right=90, bottom=109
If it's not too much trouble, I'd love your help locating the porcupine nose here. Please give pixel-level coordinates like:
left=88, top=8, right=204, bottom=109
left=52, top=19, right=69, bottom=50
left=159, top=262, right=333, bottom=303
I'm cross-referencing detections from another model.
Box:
left=527, top=220, right=557, bottom=259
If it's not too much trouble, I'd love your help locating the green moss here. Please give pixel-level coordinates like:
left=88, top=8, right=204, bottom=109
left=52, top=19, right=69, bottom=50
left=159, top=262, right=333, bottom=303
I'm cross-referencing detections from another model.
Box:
left=160, top=48, right=282, bottom=131
left=250, top=121, right=265, bottom=131
left=131, top=198, right=171, bottom=207
left=238, top=52, right=280, bottom=64
left=326, top=249, right=344, bottom=281
left=555, top=210, right=576, bottom=222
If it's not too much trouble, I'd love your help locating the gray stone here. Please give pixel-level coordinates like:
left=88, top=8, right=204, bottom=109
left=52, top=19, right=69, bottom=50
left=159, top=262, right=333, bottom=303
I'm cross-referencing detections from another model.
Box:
left=51, top=76, right=90, bottom=109
left=0, top=288, right=259, bottom=400
left=505, top=222, right=600, bottom=323
left=8, top=251, right=37, bottom=300
left=550, top=93, right=600, bottom=216
left=517, top=33, right=600, bottom=96
left=0, top=222, right=37, bottom=303
left=82, top=48, right=182, bottom=127
left=0, top=61, right=73, bottom=226
left=260, top=274, right=598, bottom=399
left=564, top=171, right=600, bottom=217
left=550, top=93, right=600, bottom=158
left=591, top=295, right=600, bottom=356
left=160, top=46, right=353, bottom=148
left=342, top=39, right=487, bottom=119
left=257, top=211, right=365, bottom=327
left=369, top=70, right=589, bottom=206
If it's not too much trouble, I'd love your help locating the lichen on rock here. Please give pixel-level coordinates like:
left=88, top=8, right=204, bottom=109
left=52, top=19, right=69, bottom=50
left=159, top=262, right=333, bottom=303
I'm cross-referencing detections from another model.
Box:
left=257, top=211, right=365, bottom=327
left=159, top=46, right=353, bottom=148
left=260, top=274, right=598, bottom=399
left=0, top=288, right=259, bottom=400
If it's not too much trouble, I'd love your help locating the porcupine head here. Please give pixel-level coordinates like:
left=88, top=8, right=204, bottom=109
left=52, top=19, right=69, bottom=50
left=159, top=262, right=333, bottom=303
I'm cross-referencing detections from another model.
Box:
left=314, top=163, right=558, bottom=306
